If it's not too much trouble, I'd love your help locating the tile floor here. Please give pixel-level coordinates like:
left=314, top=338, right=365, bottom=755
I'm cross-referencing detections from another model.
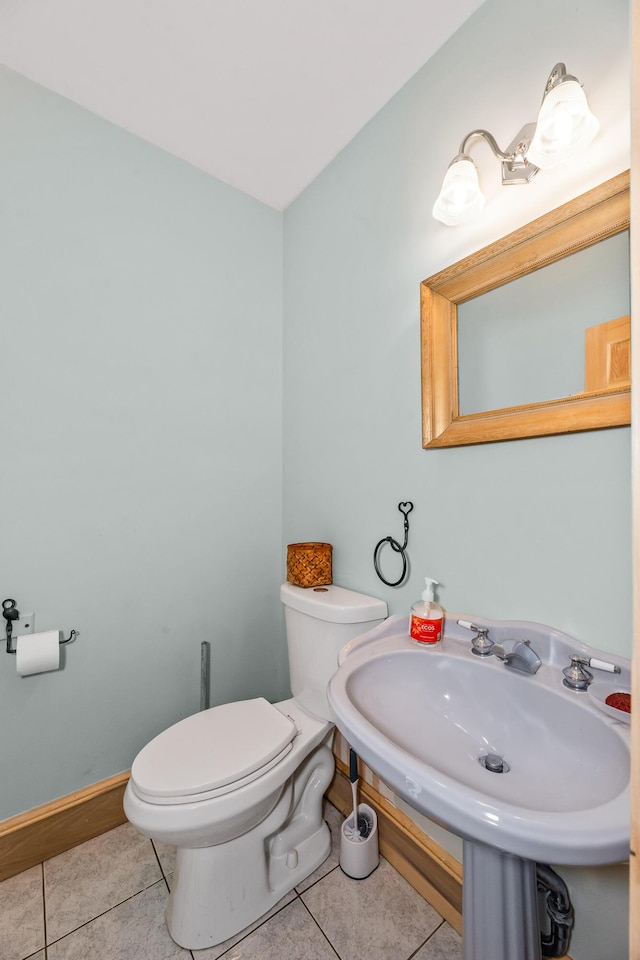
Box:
left=1, top=801, right=462, bottom=960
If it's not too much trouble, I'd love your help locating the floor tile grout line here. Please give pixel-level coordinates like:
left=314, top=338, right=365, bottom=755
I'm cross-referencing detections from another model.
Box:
left=42, top=877, right=168, bottom=948
left=213, top=891, right=303, bottom=959
left=39, top=861, right=47, bottom=959
left=298, top=896, right=343, bottom=960
left=150, top=839, right=172, bottom=891
left=406, top=918, right=447, bottom=960
left=295, top=862, right=339, bottom=896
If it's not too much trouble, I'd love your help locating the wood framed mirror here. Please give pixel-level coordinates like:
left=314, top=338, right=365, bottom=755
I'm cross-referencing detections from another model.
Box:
left=421, top=170, right=630, bottom=448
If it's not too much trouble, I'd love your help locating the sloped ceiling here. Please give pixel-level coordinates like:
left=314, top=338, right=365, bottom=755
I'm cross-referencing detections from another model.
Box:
left=0, top=0, right=486, bottom=209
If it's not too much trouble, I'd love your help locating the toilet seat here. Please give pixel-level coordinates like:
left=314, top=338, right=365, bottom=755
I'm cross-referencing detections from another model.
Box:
left=130, top=698, right=298, bottom=805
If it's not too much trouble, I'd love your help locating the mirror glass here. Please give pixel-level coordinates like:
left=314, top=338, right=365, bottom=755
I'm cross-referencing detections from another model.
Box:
left=457, top=231, right=630, bottom=414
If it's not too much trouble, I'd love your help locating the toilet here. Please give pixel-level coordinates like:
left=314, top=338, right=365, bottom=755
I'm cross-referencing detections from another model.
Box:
left=124, top=582, right=387, bottom=950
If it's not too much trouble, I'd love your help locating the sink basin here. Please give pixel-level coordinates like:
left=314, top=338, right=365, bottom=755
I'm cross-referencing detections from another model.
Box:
left=327, top=614, right=630, bottom=866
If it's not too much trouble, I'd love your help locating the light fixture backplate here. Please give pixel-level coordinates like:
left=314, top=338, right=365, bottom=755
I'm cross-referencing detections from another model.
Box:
left=501, top=122, right=539, bottom=185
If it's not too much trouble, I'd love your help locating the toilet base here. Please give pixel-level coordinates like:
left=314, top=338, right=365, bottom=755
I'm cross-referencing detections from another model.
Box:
left=166, top=744, right=334, bottom=949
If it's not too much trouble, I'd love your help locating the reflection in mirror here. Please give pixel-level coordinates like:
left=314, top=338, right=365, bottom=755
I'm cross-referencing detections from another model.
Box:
left=457, top=231, right=630, bottom=415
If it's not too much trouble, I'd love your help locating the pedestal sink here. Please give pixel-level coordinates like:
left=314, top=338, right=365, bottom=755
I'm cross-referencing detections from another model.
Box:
left=327, top=614, right=631, bottom=960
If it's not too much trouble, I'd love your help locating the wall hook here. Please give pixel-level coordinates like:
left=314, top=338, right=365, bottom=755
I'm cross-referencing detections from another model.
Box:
left=373, top=502, right=413, bottom=587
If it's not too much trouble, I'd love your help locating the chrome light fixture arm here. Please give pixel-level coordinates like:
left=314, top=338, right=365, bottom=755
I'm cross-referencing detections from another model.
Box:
left=458, top=129, right=520, bottom=163
left=457, top=126, right=539, bottom=185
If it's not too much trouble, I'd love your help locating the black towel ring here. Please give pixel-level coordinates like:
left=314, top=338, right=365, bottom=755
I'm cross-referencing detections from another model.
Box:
left=373, top=502, right=413, bottom=587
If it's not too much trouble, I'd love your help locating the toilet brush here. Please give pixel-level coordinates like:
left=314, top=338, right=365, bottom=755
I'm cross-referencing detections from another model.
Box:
left=344, top=748, right=372, bottom=841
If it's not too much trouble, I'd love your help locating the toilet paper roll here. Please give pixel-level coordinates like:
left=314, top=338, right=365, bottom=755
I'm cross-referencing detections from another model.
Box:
left=16, top=630, right=61, bottom=676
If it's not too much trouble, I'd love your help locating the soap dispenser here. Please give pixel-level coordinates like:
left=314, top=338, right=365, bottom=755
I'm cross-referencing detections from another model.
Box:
left=410, top=577, right=443, bottom=646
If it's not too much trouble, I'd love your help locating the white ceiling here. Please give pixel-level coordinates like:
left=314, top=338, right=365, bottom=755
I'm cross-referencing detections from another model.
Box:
left=0, top=0, right=486, bottom=210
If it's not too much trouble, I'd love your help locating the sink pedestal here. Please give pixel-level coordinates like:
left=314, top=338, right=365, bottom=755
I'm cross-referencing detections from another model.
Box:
left=463, top=841, right=540, bottom=960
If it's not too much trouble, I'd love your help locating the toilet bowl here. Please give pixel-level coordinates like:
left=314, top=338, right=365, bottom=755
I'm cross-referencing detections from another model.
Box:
left=124, top=583, right=387, bottom=950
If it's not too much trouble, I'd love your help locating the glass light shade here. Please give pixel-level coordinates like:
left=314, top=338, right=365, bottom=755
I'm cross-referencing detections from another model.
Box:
left=432, top=158, right=485, bottom=226
left=526, top=80, right=599, bottom=169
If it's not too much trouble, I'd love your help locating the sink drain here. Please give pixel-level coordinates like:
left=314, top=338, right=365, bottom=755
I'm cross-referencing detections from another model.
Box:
left=479, top=753, right=510, bottom=774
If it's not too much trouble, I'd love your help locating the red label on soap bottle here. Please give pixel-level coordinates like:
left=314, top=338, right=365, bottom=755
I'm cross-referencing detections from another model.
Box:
left=410, top=615, right=442, bottom=644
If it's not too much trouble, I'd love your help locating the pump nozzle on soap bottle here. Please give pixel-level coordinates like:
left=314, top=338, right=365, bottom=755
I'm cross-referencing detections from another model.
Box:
left=409, top=577, right=443, bottom=646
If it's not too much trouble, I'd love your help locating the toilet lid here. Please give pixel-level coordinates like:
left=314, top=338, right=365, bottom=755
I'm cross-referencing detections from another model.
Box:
left=131, top=698, right=298, bottom=800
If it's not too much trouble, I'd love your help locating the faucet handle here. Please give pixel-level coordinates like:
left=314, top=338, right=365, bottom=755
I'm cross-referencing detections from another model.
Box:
left=562, top=653, right=620, bottom=692
left=457, top=619, right=494, bottom=657
left=562, top=655, right=593, bottom=691
left=572, top=655, right=621, bottom=674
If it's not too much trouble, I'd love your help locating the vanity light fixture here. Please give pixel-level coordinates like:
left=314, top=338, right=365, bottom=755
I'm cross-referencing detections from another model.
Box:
left=432, top=63, right=599, bottom=226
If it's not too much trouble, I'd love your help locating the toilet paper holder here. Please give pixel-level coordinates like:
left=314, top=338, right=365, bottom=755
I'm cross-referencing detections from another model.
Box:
left=2, top=599, right=77, bottom=655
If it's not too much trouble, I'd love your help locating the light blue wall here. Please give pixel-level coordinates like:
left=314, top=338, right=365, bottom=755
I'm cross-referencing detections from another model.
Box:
left=0, top=65, right=287, bottom=819
left=283, top=0, right=631, bottom=653
left=282, top=0, right=630, bottom=957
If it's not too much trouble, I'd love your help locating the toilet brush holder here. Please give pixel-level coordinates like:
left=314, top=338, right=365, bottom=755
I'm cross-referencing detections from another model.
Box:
left=339, top=803, right=379, bottom=879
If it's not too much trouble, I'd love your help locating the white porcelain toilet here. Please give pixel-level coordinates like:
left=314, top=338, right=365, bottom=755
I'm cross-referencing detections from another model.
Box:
left=124, top=582, right=387, bottom=950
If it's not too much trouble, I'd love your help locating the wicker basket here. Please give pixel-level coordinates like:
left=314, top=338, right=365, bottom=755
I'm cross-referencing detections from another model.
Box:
left=287, top=542, right=333, bottom=588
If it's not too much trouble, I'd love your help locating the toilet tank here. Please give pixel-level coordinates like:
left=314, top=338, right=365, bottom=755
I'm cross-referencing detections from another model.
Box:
left=281, top=582, right=387, bottom=721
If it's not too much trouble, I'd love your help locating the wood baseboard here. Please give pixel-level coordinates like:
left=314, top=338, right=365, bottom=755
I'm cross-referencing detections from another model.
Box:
left=327, top=760, right=463, bottom=934
left=0, top=772, right=130, bottom=882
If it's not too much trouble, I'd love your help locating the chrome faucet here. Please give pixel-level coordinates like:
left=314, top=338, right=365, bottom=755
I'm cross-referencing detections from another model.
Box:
left=492, top=638, right=542, bottom=675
